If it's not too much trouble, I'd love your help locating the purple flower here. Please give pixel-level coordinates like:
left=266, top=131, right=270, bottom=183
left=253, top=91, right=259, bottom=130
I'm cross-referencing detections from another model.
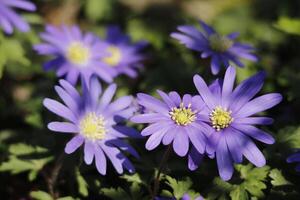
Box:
left=43, top=77, right=140, bottom=175
left=287, top=152, right=300, bottom=171
left=193, top=66, right=282, bottom=180
left=0, top=0, right=36, bottom=34
left=171, top=20, right=258, bottom=75
left=102, top=26, right=147, bottom=78
left=34, top=25, right=114, bottom=85
left=131, top=90, right=208, bottom=169
left=155, top=194, right=203, bottom=200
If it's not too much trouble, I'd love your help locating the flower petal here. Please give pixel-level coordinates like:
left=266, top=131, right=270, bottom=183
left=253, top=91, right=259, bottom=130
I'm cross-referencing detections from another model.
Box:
left=65, top=135, right=84, bottom=154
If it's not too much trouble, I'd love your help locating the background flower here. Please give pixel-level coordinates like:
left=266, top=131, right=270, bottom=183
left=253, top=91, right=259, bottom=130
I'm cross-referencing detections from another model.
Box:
left=0, top=0, right=36, bottom=34
left=193, top=66, right=282, bottom=180
left=43, top=77, right=140, bottom=175
left=34, top=25, right=113, bottom=85
left=171, top=20, right=257, bottom=75
left=287, top=152, right=300, bottom=171
left=102, top=25, right=147, bottom=79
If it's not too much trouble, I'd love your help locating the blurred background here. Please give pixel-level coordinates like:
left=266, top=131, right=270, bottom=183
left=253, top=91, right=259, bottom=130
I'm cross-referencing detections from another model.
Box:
left=1, top=0, right=300, bottom=199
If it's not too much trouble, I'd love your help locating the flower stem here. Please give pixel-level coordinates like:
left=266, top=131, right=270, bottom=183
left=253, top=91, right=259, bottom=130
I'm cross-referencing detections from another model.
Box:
left=151, top=145, right=172, bottom=199
left=46, top=152, right=65, bottom=199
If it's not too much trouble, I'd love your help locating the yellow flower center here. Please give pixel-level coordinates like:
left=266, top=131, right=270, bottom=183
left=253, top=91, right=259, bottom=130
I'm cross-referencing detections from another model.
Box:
left=210, top=106, right=233, bottom=131
left=79, top=112, right=106, bottom=140
left=103, top=46, right=122, bottom=66
left=209, top=34, right=233, bottom=52
left=169, top=103, right=197, bottom=126
left=66, top=42, right=90, bottom=65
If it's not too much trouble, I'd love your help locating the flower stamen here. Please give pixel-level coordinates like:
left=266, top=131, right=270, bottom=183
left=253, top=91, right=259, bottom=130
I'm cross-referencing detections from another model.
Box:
left=169, top=103, right=197, bottom=126
left=80, top=112, right=106, bottom=140
left=103, top=45, right=122, bottom=66
left=210, top=106, right=233, bottom=131
left=209, top=34, right=233, bottom=52
left=66, top=42, right=90, bottom=65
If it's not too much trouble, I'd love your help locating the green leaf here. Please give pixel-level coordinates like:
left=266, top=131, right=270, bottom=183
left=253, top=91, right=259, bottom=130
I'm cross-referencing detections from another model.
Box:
left=57, top=197, right=76, bottom=200
left=30, top=190, right=53, bottom=200
left=165, top=176, right=193, bottom=199
left=85, top=0, right=115, bottom=22
left=9, top=143, right=47, bottom=156
left=274, top=17, right=300, bottom=35
left=121, top=173, right=143, bottom=185
left=269, top=169, right=291, bottom=186
left=76, top=169, right=88, bottom=197
left=229, top=186, right=249, bottom=200
left=101, top=187, right=131, bottom=200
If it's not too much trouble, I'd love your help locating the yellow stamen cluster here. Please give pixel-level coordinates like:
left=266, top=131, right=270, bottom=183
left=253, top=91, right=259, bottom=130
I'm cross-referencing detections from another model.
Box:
left=103, top=46, right=122, bottom=66
left=79, top=112, right=106, bottom=140
left=66, top=42, right=90, bottom=65
left=209, top=34, right=233, bottom=52
left=210, top=106, right=233, bottom=131
left=169, top=103, right=197, bottom=126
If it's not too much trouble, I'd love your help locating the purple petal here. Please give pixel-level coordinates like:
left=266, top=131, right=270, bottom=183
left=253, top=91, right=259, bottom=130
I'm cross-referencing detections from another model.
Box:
left=186, top=126, right=205, bottom=154
left=216, top=136, right=234, bottom=181
left=137, top=93, right=169, bottom=114
left=157, top=90, right=176, bottom=109
left=232, top=124, right=275, bottom=144
left=188, top=145, right=204, bottom=171
left=237, top=132, right=266, bottom=167
left=43, top=98, right=77, bottom=123
left=108, top=139, right=139, bottom=158
left=55, top=86, right=78, bottom=113
left=84, top=141, right=94, bottom=164
left=131, top=113, right=169, bottom=123
left=287, top=153, right=300, bottom=163
left=222, top=66, right=236, bottom=107
left=99, top=84, right=116, bottom=109
left=65, top=135, right=84, bottom=154
left=48, top=122, right=78, bottom=133
left=224, top=128, right=243, bottom=163
left=193, top=74, right=216, bottom=109
left=199, top=20, right=216, bottom=36
left=236, top=93, right=282, bottom=118
left=173, top=128, right=189, bottom=157
left=94, top=144, right=107, bottom=175
left=100, top=144, right=124, bottom=174
left=233, top=117, right=273, bottom=125
left=145, top=129, right=167, bottom=150
left=230, top=71, right=266, bottom=113
left=211, top=55, right=221, bottom=75
left=169, top=91, right=181, bottom=106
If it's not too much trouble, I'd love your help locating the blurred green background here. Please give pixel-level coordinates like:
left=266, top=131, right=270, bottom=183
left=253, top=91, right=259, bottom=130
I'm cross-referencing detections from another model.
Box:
left=1, top=0, right=300, bottom=199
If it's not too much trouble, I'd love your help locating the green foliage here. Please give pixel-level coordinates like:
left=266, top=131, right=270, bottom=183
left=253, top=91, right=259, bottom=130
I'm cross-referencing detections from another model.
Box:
left=269, top=169, right=291, bottom=187
left=274, top=17, right=300, bottom=35
left=76, top=168, right=89, bottom=197
left=0, top=143, right=53, bottom=181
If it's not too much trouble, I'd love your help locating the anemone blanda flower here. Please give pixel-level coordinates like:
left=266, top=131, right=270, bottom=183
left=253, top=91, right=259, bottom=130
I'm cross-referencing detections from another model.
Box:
left=34, top=25, right=114, bottom=86
left=43, top=77, right=140, bottom=175
left=102, top=26, right=147, bottom=78
left=0, top=0, right=36, bottom=34
left=192, top=66, right=282, bottom=181
left=287, top=152, right=300, bottom=172
left=171, top=20, right=258, bottom=75
left=131, top=91, right=208, bottom=169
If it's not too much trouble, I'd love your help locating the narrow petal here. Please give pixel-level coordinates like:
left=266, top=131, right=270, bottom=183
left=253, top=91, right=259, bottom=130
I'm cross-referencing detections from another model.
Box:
left=145, top=129, right=167, bottom=150
left=233, top=125, right=275, bottom=144
left=43, top=98, right=77, bottom=123
left=157, top=90, right=176, bottom=109
left=65, top=135, right=84, bottom=154
left=100, top=144, right=123, bottom=174
left=94, top=144, right=107, bottom=175
left=186, top=126, right=205, bottom=154
left=169, top=91, right=181, bottom=106
left=48, top=122, right=78, bottom=133
left=188, top=145, right=204, bottom=171
left=137, top=93, right=169, bottom=114
left=233, top=117, right=273, bottom=125
left=236, top=93, right=282, bottom=118
left=224, top=128, right=243, bottom=163
left=193, top=74, right=216, bottom=109
left=230, top=71, right=266, bottom=113
left=216, top=137, right=234, bottom=181
left=131, top=113, right=169, bottom=123
left=237, top=132, right=266, bottom=167
left=99, top=84, right=116, bottom=109
left=287, top=153, right=300, bottom=163
left=173, top=128, right=189, bottom=157
left=222, top=66, right=236, bottom=107
left=84, top=141, right=94, bottom=164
